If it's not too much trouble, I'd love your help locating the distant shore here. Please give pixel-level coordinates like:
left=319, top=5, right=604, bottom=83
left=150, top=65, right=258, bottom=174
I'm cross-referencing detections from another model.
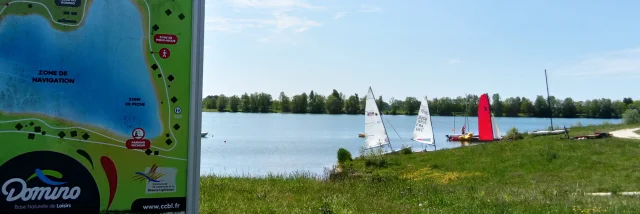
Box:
left=202, top=107, right=628, bottom=120
left=203, top=92, right=638, bottom=120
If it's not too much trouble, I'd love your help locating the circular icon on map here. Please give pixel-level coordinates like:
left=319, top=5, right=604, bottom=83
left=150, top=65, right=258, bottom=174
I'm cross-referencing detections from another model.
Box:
left=159, top=48, right=171, bottom=59
left=132, top=128, right=145, bottom=139
left=174, top=106, right=182, bottom=114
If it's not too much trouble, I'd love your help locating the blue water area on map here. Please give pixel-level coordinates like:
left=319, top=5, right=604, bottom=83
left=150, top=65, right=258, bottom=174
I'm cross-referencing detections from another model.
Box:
left=0, top=0, right=162, bottom=138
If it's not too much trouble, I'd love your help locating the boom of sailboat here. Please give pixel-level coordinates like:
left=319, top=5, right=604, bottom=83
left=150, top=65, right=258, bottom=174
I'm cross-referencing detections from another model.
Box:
left=360, top=88, right=506, bottom=154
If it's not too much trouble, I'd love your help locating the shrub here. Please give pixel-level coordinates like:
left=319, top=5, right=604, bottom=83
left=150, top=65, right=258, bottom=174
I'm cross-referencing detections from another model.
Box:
left=622, top=109, right=640, bottom=124
left=503, top=127, right=523, bottom=141
left=337, top=148, right=352, bottom=163
left=365, top=158, right=388, bottom=168
left=399, top=144, right=412, bottom=155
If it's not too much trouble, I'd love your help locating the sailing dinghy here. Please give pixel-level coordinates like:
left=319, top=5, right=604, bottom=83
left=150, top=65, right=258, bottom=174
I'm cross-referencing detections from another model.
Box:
left=363, top=87, right=407, bottom=154
left=411, top=96, right=437, bottom=151
left=476, top=93, right=502, bottom=142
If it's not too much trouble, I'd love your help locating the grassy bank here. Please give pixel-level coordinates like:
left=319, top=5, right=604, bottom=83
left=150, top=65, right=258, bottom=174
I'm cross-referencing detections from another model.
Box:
left=200, top=123, right=640, bottom=213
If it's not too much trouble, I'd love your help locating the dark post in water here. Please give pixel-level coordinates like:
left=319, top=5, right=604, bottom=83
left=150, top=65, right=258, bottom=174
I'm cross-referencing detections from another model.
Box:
left=545, top=69, right=554, bottom=130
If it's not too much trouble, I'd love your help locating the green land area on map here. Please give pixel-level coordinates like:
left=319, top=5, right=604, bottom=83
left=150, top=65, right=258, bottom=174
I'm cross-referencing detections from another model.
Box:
left=0, top=0, right=193, bottom=212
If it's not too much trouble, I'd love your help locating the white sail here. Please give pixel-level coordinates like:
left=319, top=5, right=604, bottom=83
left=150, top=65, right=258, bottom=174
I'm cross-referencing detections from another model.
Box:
left=412, top=96, right=435, bottom=145
left=492, top=114, right=502, bottom=139
left=364, top=87, right=390, bottom=149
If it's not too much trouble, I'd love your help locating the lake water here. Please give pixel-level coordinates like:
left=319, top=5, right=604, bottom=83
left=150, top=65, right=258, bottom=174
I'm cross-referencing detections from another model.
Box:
left=200, top=112, right=621, bottom=177
left=0, top=0, right=161, bottom=138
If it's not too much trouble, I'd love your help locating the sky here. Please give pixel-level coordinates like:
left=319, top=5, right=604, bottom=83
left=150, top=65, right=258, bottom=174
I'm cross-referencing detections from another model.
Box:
left=203, top=0, right=640, bottom=102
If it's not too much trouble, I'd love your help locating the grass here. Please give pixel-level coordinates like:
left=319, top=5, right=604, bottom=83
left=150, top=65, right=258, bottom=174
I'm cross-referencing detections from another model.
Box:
left=200, top=123, right=640, bottom=213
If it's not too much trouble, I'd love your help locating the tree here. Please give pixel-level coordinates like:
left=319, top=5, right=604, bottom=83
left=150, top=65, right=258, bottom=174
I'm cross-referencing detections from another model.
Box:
left=520, top=98, right=535, bottom=116
left=561, top=98, right=577, bottom=118
left=623, top=109, right=640, bottom=124
left=240, top=93, right=251, bottom=112
left=613, top=100, right=627, bottom=118
left=623, top=97, right=634, bottom=105
left=326, top=89, right=345, bottom=114
left=389, top=97, right=403, bottom=115
left=229, top=95, right=240, bottom=112
left=492, top=94, right=503, bottom=116
left=291, top=93, right=308, bottom=113
left=203, top=96, right=217, bottom=109
left=309, top=94, right=326, bottom=113
left=376, top=96, right=386, bottom=113
left=217, top=94, right=228, bottom=112
left=598, top=98, right=613, bottom=118
left=403, top=97, right=420, bottom=115
left=344, top=94, right=360, bottom=114
left=533, top=95, right=548, bottom=117
left=279, top=92, right=291, bottom=113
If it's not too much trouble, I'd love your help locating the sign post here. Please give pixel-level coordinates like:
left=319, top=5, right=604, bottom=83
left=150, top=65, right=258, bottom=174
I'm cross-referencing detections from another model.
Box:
left=0, top=0, right=204, bottom=213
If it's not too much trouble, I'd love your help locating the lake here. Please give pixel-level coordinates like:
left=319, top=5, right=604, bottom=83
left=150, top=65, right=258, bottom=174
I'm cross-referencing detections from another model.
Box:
left=0, top=0, right=162, bottom=138
left=200, top=112, right=621, bottom=177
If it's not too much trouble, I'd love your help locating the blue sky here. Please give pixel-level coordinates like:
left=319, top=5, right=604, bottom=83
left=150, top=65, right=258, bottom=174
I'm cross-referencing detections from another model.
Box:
left=203, top=0, right=640, bottom=102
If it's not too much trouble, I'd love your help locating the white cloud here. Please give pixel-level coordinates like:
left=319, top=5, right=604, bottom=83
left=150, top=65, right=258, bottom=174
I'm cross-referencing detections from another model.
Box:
left=228, top=0, right=325, bottom=9
left=557, top=48, right=640, bottom=77
left=359, top=4, right=381, bottom=13
left=448, top=58, right=462, bottom=64
left=205, top=13, right=321, bottom=33
left=334, top=12, right=346, bottom=20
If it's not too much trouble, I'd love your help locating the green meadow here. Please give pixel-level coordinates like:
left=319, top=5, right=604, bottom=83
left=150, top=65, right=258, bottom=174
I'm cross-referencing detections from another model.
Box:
left=200, top=123, right=640, bottom=213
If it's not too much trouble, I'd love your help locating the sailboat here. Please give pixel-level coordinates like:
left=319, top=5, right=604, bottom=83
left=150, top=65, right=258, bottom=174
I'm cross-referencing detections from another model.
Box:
left=446, top=93, right=502, bottom=142
left=411, top=96, right=437, bottom=151
left=476, top=93, right=502, bottom=142
left=363, top=87, right=405, bottom=154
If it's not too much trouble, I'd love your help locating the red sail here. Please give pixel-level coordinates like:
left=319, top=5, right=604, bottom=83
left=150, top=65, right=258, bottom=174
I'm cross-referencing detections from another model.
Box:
left=477, top=93, right=494, bottom=141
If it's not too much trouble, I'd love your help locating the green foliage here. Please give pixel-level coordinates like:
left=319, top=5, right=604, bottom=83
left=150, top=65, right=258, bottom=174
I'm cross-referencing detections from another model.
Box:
left=326, top=89, right=345, bottom=114
left=503, top=127, right=523, bottom=141
left=279, top=92, right=291, bottom=113
left=203, top=91, right=633, bottom=118
left=291, top=93, right=308, bottom=113
left=622, top=109, right=640, bottom=124
left=229, top=95, right=240, bottom=112
left=403, top=97, right=420, bottom=115
left=343, top=94, right=360, bottom=114
left=217, top=95, right=228, bottom=112
left=400, top=146, right=412, bottom=155
left=337, top=148, right=352, bottom=164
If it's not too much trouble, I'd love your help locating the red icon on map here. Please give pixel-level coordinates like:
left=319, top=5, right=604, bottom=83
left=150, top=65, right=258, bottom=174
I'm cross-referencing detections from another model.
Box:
left=126, top=128, right=151, bottom=150
left=154, top=34, right=178, bottom=45
left=159, top=48, right=171, bottom=59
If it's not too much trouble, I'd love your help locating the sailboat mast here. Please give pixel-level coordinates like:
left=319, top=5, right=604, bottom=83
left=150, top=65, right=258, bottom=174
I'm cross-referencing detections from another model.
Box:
left=544, top=69, right=554, bottom=130
left=426, top=96, right=436, bottom=150
left=370, top=88, right=393, bottom=151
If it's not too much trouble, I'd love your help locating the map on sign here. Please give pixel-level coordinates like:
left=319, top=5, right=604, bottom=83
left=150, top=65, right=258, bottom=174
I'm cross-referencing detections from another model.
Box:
left=0, top=0, right=197, bottom=212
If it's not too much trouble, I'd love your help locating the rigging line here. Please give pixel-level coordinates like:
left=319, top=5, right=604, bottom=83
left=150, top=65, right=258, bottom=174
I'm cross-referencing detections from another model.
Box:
left=382, top=113, right=406, bottom=145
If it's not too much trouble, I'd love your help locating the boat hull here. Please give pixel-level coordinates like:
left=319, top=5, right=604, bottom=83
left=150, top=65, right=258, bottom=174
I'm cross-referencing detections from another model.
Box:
left=528, top=130, right=567, bottom=136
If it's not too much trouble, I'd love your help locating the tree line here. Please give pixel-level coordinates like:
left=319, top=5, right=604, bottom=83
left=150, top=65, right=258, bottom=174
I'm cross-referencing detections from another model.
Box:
left=202, top=90, right=639, bottom=119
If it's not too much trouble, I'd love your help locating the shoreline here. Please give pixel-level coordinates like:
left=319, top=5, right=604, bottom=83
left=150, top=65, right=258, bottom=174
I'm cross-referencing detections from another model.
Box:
left=0, top=111, right=129, bottom=139
left=201, top=109, right=626, bottom=120
left=0, top=0, right=94, bottom=32
left=132, top=0, right=170, bottom=143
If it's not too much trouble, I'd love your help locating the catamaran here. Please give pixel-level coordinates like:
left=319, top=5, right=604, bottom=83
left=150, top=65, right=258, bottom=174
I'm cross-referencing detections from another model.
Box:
left=411, top=96, right=437, bottom=151
left=363, top=87, right=407, bottom=154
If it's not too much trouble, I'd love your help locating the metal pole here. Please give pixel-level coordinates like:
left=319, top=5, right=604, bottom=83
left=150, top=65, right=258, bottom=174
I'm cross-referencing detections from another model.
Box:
left=545, top=69, right=554, bottom=130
